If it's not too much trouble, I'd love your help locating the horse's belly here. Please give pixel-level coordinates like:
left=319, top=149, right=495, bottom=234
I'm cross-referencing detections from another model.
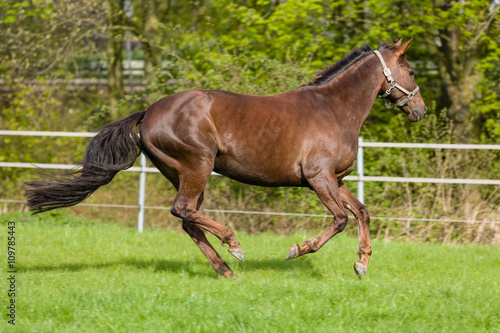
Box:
left=213, top=154, right=304, bottom=187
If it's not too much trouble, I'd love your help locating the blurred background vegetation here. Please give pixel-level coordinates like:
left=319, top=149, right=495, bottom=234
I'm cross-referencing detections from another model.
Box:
left=0, top=0, right=499, bottom=243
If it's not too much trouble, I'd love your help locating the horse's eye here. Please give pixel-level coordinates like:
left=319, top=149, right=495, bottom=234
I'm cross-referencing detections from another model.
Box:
left=409, top=70, right=415, bottom=76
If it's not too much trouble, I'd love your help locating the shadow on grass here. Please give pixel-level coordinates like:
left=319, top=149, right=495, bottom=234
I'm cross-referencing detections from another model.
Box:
left=20, top=259, right=213, bottom=277
left=241, top=257, right=313, bottom=271
left=20, top=256, right=319, bottom=278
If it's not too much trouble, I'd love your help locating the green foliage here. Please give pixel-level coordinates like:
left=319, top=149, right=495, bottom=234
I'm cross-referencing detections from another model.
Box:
left=211, top=0, right=326, bottom=62
left=472, top=39, right=500, bottom=140
left=0, top=0, right=499, bottom=242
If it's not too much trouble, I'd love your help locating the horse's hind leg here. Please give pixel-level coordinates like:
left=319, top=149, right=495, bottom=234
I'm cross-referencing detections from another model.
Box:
left=339, top=182, right=372, bottom=279
left=182, top=192, right=234, bottom=278
left=171, top=165, right=244, bottom=262
left=145, top=151, right=238, bottom=277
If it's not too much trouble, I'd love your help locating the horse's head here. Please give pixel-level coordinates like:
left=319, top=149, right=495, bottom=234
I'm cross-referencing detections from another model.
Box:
left=376, top=38, right=427, bottom=122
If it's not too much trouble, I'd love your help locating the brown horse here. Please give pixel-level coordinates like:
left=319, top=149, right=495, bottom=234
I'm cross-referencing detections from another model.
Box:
left=25, top=38, right=426, bottom=279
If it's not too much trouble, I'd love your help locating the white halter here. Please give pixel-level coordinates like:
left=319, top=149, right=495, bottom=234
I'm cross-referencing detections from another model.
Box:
left=373, top=50, right=420, bottom=109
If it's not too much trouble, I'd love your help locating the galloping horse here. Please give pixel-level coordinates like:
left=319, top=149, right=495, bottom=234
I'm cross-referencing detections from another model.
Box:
left=26, top=38, right=426, bottom=279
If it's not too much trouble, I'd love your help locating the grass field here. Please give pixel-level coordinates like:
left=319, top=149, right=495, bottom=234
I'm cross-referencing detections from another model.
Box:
left=1, top=211, right=499, bottom=332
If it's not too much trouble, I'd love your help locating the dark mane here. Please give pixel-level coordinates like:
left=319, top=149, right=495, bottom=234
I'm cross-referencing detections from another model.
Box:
left=305, top=42, right=396, bottom=87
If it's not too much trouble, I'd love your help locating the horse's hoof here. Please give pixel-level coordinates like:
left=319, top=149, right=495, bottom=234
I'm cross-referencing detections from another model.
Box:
left=218, top=272, right=237, bottom=279
left=228, top=248, right=244, bottom=262
left=286, top=243, right=300, bottom=260
left=353, top=262, right=367, bottom=279
left=217, top=269, right=237, bottom=279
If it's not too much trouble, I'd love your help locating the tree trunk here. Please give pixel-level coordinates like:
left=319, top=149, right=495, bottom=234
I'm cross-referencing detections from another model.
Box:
left=423, top=31, right=486, bottom=142
left=143, top=6, right=161, bottom=89
left=106, top=0, right=125, bottom=120
left=107, top=36, right=124, bottom=120
left=442, top=61, right=484, bottom=142
left=141, top=0, right=170, bottom=90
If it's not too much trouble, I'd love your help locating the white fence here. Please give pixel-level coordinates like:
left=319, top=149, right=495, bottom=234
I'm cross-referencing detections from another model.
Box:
left=1, top=130, right=499, bottom=230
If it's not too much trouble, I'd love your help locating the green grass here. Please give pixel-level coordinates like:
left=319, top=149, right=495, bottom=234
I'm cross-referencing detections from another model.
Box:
left=1, top=211, right=499, bottom=332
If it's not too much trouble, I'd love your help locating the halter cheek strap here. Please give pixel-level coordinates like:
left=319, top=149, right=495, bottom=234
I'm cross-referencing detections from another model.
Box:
left=373, top=50, right=420, bottom=109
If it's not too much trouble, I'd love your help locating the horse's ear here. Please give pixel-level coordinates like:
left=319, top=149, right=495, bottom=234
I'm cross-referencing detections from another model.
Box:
left=397, top=37, right=413, bottom=55
left=394, top=38, right=403, bottom=47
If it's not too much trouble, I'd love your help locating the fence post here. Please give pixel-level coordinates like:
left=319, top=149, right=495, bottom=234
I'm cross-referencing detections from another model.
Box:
left=357, top=137, right=365, bottom=204
left=137, top=153, right=147, bottom=233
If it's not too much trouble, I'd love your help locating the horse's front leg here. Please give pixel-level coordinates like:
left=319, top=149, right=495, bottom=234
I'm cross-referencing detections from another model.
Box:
left=286, top=171, right=348, bottom=260
left=338, top=181, right=372, bottom=279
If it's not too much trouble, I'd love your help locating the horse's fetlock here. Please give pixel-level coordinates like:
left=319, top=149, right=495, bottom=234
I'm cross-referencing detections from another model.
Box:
left=357, top=245, right=372, bottom=258
left=222, top=230, right=239, bottom=248
left=222, top=231, right=233, bottom=244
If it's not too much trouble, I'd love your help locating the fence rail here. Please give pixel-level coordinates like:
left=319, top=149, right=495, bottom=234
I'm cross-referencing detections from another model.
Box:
left=1, top=130, right=499, bottom=229
left=3, top=130, right=500, bottom=149
left=360, top=141, right=500, bottom=150
left=1, top=162, right=499, bottom=186
left=2, top=199, right=498, bottom=225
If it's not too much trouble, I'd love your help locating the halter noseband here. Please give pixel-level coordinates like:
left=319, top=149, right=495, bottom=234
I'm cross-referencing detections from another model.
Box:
left=373, top=50, right=419, bottom=109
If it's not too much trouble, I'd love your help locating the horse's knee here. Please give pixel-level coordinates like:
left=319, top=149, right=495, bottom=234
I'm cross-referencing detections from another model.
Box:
left=359, top=206, right=370, bottom=224
left=335, top=215, right=349, bottom=232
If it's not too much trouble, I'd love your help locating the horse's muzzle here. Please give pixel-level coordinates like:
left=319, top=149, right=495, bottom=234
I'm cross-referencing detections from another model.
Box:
left=408, top=106, right=426, bottom=122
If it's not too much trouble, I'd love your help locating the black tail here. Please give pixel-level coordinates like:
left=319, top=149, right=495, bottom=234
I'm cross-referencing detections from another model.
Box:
left=25, top=110, right=146, bottom=214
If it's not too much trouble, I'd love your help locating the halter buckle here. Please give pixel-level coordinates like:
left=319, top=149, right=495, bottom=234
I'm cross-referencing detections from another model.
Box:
left=383, top=68, right=392, bottom=77
left=382, top=98, right=393, bottom=109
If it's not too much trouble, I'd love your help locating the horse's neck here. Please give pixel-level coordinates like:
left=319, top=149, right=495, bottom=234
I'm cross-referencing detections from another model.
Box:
left=321, top=54, right=384, bottom=134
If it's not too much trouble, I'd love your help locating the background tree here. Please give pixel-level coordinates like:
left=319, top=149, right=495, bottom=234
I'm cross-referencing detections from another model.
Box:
left=361, top=0, right=500, bottom=142
left=105, top=0, right=125, bottom=120
left=1, top=0, right=499, bottom=241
